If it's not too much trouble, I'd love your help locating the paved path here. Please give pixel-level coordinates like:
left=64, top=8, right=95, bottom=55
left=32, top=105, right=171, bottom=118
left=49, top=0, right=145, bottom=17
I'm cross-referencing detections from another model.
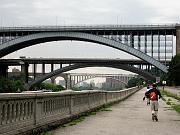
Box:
left=51, top=88, right=180, bottom=135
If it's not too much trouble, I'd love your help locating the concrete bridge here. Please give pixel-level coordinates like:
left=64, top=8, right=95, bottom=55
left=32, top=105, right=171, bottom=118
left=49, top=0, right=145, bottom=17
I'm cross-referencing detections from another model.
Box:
left=8, top=71, right=135, bottom=89
left=0, top=58, right=163, bottom=89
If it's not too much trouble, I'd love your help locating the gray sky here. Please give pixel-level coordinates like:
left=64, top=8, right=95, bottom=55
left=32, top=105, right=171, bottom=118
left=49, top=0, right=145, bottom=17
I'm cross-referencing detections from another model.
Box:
left=1, top=0, right=180, bottom=75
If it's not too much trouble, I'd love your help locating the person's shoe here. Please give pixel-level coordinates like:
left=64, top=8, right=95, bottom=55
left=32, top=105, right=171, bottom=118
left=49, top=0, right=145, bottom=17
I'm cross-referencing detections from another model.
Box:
left=147, top=101, right=150, bottom=105
left=152, top=114, right=155, bottom=121
left=154, top=116, right=158, bottom=122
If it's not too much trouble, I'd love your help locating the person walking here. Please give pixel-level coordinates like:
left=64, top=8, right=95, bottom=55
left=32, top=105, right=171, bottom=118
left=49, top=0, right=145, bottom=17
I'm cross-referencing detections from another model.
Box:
left=145, top=83, right=162, bottom=121
left=143, top=85, right=151, bottom=105
left=146, top=85, right=151, bottom=105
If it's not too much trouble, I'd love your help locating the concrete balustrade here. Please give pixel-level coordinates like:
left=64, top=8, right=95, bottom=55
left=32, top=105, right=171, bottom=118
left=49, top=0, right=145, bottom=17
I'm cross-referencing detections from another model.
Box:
left=0, top=87, right=140, bottom=135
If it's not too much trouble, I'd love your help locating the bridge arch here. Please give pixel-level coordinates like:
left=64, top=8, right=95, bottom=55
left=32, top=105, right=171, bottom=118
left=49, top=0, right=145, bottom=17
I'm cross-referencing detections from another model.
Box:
left=73, top=76, right=128, bottom=87
left=0, top=32, right=167, bottom=72
left=26, top=63, right=156, bottom=90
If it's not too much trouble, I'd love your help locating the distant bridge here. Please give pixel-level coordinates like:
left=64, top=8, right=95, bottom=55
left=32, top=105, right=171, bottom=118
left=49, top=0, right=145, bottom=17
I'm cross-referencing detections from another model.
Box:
left=8, top=72, right=134, bottom=89
left=0, top=58, right=158, bottom=89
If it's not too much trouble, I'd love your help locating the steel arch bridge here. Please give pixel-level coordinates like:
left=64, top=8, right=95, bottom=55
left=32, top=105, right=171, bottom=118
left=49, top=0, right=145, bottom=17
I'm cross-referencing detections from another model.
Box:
left=0, top=29, right=171, bottom=73
left=1, top=24, right=179, bottom=88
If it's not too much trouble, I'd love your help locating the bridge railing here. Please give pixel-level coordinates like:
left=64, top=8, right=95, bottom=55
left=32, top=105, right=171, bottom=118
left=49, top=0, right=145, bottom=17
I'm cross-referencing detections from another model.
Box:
left=0, top=87, right=140, bottom=135
left=0, top=24, right=176, bottom=31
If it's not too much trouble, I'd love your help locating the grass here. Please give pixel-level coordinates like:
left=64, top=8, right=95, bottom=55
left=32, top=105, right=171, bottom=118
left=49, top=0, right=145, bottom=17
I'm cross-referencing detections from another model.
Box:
left=100, top=108, right=112, bottom=111
left=98, top=105, right=112, bottom=112
left=161, top=90, right=180, bottom=100
left=167, top=98, right=172, bottom=101
left=166, top=101, right=171, bottom=105
left=172, top=104, right=180, bottom=113
left=161, top=90, right=180, bottom=114
left=40, top=132, right=53, bottom=135
left=65, top=116, right=86, bottom=126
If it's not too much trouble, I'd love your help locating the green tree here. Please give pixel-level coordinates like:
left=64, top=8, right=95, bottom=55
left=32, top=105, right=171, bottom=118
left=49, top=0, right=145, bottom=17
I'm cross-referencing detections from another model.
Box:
left=127, top=77, right=143, bottom=88
left=0, top=77, right=16, bottom=93
left=34, top=83, right=65, bottom=92
left=168, top=54, right=180, bottom=86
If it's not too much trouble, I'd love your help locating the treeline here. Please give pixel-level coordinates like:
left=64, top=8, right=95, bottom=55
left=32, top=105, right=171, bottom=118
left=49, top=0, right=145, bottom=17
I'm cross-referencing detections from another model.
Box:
left=127, top=54, right=180, bottom=87
left=166, top=54, right=180, bottom=86
left=0, top=54, right=179, bottom=93
left=0, top=75, right=65, bottom=93
left=0, top=77, right=24, bottom=93
left=127, top=77, right=144, bottom=88
left=34, top=83, right=65, bottom=92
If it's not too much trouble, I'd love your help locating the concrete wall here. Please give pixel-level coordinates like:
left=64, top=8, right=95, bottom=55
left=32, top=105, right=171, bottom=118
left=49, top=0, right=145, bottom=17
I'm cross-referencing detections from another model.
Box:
left=0, top=87, right=140, bottom=135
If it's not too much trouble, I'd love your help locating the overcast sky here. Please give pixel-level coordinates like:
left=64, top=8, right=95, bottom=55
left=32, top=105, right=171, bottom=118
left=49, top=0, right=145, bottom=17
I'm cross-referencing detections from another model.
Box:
left=1, top=0, right=180, bottom=75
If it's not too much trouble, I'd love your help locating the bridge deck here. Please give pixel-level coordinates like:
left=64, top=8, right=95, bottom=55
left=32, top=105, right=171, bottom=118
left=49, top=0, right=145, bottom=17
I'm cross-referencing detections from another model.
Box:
left=0, top=58, right=170, bottom=65
left=51, top=88, right=180, bottom=135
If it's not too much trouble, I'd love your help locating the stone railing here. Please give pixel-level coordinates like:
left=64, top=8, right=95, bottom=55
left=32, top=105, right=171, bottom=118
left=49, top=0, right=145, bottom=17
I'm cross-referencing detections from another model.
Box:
left=0, top=87, right=140, bottom=135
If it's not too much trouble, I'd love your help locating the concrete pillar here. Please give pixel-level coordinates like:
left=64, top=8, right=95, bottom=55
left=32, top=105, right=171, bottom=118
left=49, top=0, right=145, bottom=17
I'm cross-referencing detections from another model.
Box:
left=158, top=30, right=160, bottom=60
left=51, top=64, right=54, bottom=72
left=21, top=63, right=29, bottom=83
left=0, top=65, right=8, bottom=78
left=72, top=76, right=75, bottom=86
left=76, top=76, right=79, bottom=84
left=64, top=74, right=71, bottom=89
left=130, top=32, right=134, bottom=48
left=60, top=64, right=62, bottom=69
left=42, top=63, right=45, bottom=75
left=176, top=26, right=180, bottom=54
left=138, top=32, right=141, bottom=50
left=151, top=31, right=154, bottom=57
left=144, top=33, right=147, bottom=54
left=50, top=76, right=56, bottom=84
left=67, top=75, right=72, bottom=89
left=32, top=64, right=37, bottom=80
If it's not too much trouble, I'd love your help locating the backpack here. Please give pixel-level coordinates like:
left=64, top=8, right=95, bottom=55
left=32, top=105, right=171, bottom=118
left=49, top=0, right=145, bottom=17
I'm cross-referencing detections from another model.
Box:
left=149, top=91, right=157, bottom=101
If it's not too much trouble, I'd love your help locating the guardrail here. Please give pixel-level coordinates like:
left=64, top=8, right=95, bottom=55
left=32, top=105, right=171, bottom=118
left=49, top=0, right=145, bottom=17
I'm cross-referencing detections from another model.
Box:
left=0, top=87, right=140, bottom=135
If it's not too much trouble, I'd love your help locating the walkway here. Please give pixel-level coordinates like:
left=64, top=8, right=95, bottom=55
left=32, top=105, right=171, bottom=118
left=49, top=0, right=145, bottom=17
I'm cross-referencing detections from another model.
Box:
left=51, top=88, right=180, bottom=135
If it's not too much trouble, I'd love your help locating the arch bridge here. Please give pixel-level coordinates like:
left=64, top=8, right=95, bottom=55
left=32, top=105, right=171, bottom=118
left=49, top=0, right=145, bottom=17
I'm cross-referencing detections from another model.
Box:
left=0, top=58, right=158, bottom=89
left=1, top=24, right=179, bottom=73
left=67, top=73, right=135, bottom=89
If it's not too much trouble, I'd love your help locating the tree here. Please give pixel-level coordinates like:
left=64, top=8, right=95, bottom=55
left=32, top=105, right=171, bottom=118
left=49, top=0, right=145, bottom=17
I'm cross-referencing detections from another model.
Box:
left=89, top=80, right=95, bottom=90
left=127, top=77, right=143, bottom=88
left=33, top=82, right=65, bottom=92
left=168, top=54, right=180, bottom=86
left=0, top=77, right=16, bottom=93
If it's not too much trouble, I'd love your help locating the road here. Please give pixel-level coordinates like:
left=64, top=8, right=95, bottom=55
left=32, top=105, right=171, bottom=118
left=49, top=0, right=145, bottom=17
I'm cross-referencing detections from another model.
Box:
left=51, top=88, right=180, bottom=135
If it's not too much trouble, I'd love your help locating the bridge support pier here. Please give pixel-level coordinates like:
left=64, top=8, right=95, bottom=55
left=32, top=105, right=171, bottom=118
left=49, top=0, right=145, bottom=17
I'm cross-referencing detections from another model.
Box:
left=64, top=74, right=72, bottom=89
left=0, top=65, right=8, bottom=78
left=176, top=26, right=180, bottom=54
left=42, top=63, right=45, bottom=75
left=50, top=76, right=56, bottom=84
left=32, top=64, right=37, bottom=80
left=21, top=63, right=29, bottom=83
